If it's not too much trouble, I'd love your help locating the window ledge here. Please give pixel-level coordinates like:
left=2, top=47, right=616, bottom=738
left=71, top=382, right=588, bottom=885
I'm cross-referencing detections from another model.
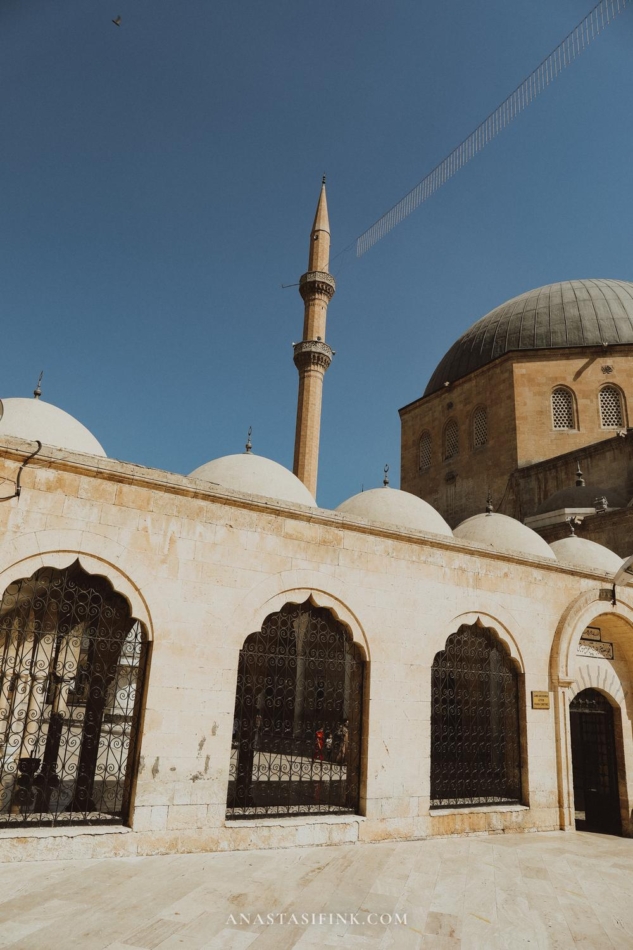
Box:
left=430, top=803, right=528, bottom=817
left=225, top=813, right=365, bottom=828
left=0, top=824, right=131, bottom=839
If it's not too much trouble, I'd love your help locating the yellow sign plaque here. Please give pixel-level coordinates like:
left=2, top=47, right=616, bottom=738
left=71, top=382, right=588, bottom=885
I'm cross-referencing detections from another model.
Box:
left=531, top=691, right=550, bottom=710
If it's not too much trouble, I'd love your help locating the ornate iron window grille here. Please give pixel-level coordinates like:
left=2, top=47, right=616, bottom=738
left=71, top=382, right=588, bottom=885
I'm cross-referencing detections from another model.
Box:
left=552, top=387, right=575, bottom=430
left=226, top=599, right=364, bottom=819
left=599, top=386, right=624, bottom=428
left=419, top=431, right=432, bottom=471
left=0, top=561, right=149, bottom=828
left=444, top=420, right=459, bottom=460
left=473, top=407, right=488, bottom=447
left=430, top=624, right=522, bottom=808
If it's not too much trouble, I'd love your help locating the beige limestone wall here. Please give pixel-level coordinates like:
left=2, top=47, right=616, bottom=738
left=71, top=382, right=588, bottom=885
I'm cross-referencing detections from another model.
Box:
left=0, top=438, right=630, bottom=861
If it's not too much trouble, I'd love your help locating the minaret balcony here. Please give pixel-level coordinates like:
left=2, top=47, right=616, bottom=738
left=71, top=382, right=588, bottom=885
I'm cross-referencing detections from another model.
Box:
left=299, top=271, right=336, bottom=301
left=293, top=340, right=334, bottom=372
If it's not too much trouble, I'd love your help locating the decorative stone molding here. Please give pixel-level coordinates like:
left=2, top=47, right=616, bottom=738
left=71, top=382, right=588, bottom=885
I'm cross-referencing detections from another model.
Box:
left=293, top=340, right=333, bottom=372
left=299, top=271, right=336, bottom=300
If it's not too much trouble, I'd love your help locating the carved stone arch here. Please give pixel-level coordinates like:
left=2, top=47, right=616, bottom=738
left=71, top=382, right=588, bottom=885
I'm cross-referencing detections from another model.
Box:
left=549, top=588, right=633, bottom=687
left=440, top=609, right=525, bottom=673
left=0, top=548, right=154, bottom=641
left=230, top=569, right=370, bottom=661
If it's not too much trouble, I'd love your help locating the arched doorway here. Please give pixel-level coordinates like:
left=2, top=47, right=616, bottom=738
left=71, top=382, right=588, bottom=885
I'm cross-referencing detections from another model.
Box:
left=570, top=689, right=621, bottom=835
left=0, top=561, right=149, bottom=827
left=430, top=623, right=522, bottom=807
left=226, top=599, right=364, bottom=818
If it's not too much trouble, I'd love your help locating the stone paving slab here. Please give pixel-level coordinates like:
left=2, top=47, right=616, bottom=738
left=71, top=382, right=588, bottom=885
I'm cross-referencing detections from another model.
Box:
left=0, top=831, right=630, bottom=949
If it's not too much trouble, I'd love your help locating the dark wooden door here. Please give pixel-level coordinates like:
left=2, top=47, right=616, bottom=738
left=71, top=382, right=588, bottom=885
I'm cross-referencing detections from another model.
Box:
left=570, top=689, right=621, bottom=835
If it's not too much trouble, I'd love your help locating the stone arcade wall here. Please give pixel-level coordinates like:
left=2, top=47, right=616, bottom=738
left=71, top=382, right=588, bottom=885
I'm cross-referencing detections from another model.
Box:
left=0, top=437, right=629, bottom=861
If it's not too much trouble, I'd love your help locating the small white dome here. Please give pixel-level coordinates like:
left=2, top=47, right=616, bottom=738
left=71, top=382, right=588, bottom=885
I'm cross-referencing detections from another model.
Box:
left=189, top=453, right=316, bottom=507
left=0, top=398, right=106, bottom=457
left=336, top=487, right=452, bottom=536
left=549, top=536, right=623, bottom=574
left=454, top=512, right=556, bottom=560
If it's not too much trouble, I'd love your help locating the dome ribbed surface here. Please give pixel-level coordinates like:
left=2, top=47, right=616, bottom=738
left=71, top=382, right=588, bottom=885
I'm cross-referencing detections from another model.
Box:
left=425, top=280, right=633, bottom=396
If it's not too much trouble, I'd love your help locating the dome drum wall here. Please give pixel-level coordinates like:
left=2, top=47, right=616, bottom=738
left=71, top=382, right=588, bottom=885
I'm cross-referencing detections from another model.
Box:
left=400, top=280, right=633, bottom=528
left=402, top=346, right=633, bottom=528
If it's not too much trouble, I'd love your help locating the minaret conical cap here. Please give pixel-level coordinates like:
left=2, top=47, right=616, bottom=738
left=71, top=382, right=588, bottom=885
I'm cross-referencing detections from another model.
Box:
left=311, top=177, right=330, bottom=236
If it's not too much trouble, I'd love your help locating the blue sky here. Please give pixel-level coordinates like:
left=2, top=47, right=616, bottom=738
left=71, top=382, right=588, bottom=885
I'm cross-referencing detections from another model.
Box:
left=1, top=0, right=632, bottom=508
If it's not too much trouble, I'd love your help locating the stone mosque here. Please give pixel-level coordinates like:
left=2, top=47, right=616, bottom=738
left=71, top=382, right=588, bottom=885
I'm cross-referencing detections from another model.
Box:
left=1, top=181, right=633, bottom=863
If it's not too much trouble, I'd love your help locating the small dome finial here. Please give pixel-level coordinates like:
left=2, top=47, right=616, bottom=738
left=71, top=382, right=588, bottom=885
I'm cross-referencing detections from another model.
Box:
left=244, top=426, right=253, bottom=454
left=383, top=464, right=390, bottom=487
left=33, top=371, right=43, bottom=400
left=575, top=461, right=585, bottom=487
left=485, top=490, right=494, bottom=515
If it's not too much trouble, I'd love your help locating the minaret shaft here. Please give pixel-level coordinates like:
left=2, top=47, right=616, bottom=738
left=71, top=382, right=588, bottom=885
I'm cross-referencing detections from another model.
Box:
left=292, top=180, right=335, bottom=498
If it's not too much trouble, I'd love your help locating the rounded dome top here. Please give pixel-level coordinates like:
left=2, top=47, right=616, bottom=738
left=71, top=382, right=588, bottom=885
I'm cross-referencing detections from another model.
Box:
left=189, top=453, right=317, bottom=507
left=425, top=279, right=633, bottom=396
left=0, top=398, right=106, bottom=457
left=454, top=512, right=556, bottom=560
left=336, top=486, right=452, bottom=536
left=549, top=536, right=623, bottom=574
left=536, top=484, right=627, bottom=515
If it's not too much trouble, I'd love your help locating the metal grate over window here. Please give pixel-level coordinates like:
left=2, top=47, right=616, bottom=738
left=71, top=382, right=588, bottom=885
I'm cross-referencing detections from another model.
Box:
left=444, top=420, right=459, bottom=460
left=430, top=623, right=522, bottom=808
left=0, top=561, right=149, bottom=829
left=551, top=388, right=575, bottom=429
left=599, top=386, right=624, bottom=428
left=473, top=407, right=488, bottom=447
left=227, top=600, right=364, bottom=819
left=419, top=432, right=431, bottom=471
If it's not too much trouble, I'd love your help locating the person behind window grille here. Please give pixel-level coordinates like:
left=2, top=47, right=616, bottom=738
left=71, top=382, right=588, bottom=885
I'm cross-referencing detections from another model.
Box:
left=419, top=431, right=431, bottom=471
left=599, top=386, right=624, bottom=428
left=444, top=420, right=458, bottom=460
left=473, top=407, right=487, bottom=447
left=551, top=388, right=574, bottom=430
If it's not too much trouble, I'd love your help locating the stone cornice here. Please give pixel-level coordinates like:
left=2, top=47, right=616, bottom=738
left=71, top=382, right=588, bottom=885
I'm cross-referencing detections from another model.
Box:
left=299, top=271, right=336, bottom=301
left=0, top=435, right=618, bottom=580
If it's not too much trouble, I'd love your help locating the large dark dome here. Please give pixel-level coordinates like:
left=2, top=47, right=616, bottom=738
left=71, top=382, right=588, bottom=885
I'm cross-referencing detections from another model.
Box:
left=425, top=279, right=633, bottom=396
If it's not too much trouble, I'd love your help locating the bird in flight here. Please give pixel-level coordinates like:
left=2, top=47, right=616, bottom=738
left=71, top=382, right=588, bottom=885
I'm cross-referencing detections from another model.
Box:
left=112, top=16, right=121, bottom=26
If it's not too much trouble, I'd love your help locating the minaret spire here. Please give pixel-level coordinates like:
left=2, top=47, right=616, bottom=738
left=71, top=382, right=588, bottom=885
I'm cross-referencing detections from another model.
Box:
left=292, top=179, right=336, bottom=498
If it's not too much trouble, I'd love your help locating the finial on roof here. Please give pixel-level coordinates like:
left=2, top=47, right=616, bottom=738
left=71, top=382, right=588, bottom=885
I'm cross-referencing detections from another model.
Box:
left=485, top=491, right=494, bottom=515
left=383, top=464, right=390, bottom=487
left=575, top=462, right=585, bottom=487
left=33, top=371, right=43, bottom=400
left=245, top=426, right=253, bottom=454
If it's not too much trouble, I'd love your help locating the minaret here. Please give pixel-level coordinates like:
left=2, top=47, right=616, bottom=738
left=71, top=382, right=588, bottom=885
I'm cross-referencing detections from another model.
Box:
left=292, top=178, right=336, bottom=498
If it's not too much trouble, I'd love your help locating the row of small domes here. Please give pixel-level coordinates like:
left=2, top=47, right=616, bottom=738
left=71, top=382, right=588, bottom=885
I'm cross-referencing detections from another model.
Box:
left=0, top=397, right=624, bottom=576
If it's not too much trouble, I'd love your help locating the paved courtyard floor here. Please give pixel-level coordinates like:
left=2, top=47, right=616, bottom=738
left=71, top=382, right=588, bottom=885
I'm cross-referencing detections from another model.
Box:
left=0, top=831, right=632, bottom=949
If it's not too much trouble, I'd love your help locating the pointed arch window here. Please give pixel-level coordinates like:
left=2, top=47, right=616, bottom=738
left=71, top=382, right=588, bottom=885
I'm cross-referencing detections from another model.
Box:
left=419, top=431, right=431, bottom=471
left=551, top=387, right=576, bottom=430
left=472, top=406, right=488, bottom=448
left=599, top=385, right=624, bottom=428
left=444, top=420, right=459, bottom=460
left=430, top=623, right=522, bottom=807
left=227, top=599, right=364, bottom=819
left=0, top=562, right=149, bottom=828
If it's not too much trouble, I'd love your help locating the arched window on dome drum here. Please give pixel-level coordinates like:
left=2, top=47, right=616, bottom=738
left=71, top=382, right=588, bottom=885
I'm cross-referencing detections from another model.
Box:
left=430, top=623, right=522, bottom=808
left=444, top=420, right=459, bottom=460
left=226, top=599, right=364, bottom=819
left=419, top=431, right=431, bottom=471
left=551, top=387, right=575, bottom=430
left=472, top=406, right=488, bottom=448
left=599, top=385, right=624, bottom=429
left=0, top=561, right=149, bottom=828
